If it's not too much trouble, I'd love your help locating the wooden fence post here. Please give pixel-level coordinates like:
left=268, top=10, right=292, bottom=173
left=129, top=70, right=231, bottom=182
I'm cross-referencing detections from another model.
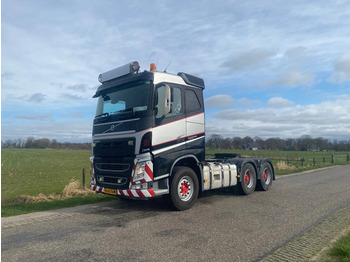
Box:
left=82, top=168, right=86, bottom=190
left=331, top=155, right=334, bottom=164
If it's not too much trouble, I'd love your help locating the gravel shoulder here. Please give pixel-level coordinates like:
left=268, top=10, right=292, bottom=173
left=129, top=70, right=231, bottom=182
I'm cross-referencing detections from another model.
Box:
left=263, top=202, right=350, bottom=261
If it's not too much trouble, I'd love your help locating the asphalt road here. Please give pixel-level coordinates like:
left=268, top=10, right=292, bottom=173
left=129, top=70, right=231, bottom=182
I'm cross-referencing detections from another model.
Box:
left=2, top=165, right=350, bottom=262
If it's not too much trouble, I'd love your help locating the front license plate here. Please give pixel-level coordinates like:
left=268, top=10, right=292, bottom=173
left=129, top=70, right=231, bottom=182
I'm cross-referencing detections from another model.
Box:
left=104, top=188, right=117, bottom=195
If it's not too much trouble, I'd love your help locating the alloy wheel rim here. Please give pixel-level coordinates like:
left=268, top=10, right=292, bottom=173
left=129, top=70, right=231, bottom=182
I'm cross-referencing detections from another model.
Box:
left=177, top=176, right=193, bottom=201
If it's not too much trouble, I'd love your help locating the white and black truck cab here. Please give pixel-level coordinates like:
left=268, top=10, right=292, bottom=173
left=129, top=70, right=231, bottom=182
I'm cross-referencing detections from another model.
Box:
left=91, top=61, right=275, bottom=210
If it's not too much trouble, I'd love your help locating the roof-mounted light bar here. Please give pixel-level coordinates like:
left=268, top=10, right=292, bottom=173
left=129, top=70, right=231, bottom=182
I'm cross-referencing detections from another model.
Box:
left=98, top=61, right=140, bottom=83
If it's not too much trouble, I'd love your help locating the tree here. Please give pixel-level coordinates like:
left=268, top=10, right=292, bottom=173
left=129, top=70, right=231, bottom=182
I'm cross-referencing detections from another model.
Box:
left=254, top=137, right=265, bottom=150
left=265, top=138, right=286, bottom=150
left=222, top=137, right=232, bottom=149
left=32, top=138, right=50, bottom=148
left=25, top=137, right=35, bottom=148
left=206, top=134, right=224, bottom=149
left=232, top=137, right=243, bottom=149
left=242, top=136, right=254, bottom=149
left=50, top=139, right=58, bottom=149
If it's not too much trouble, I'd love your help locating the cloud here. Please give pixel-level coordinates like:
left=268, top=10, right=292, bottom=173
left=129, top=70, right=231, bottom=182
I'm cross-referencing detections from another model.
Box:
left=284, top=47, right=307, bottom=59
left=63, top=112, right=84, bottom=118
left=2, top=1, right=350, bottom=142
left=221, top=49, right=275, bottom=72
left=263, top=70, right=314, bottom=88
left=15, top=114, right=53, bottom=121
left=205, top=95, right=234, bottom=109
left=27, top=93, right=46, bottom=103
left=234, top=98, right=260, bottom=108
left=267, top=97, right=295, bottom=108
left=2, top=119, right=92, bottom=142
left=206, top=95, right=350, bottom=140
left=61, top=93, right=84, bottom=100
left=1, top=72, right=14, bottom=79
left=67, top=84, right=88, bottom=92
left=328, top=53, right=350, bottom=83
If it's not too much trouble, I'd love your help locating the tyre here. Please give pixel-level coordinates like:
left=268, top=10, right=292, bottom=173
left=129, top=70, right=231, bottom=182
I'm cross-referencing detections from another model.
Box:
left=168, top=166, right=199, bottom=211
left=257, top=162, right=273, bottom=191
left=237, top=163, right=256, bottom=195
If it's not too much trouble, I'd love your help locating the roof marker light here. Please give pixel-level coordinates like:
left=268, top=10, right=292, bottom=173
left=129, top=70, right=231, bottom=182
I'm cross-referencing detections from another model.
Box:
left=150, top=63, right=156, bottom=72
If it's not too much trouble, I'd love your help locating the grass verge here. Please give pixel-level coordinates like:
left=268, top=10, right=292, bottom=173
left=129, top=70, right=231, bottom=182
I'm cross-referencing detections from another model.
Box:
left=1, top=179, right=115, bottom=217
left=326, top=231, right=350, bottom=262
left=2, top=194, right=115, bottom=217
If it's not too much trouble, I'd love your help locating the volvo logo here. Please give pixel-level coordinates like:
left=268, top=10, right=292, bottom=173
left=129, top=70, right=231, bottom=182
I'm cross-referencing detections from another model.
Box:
left=103, top=122, right=123, bottom=133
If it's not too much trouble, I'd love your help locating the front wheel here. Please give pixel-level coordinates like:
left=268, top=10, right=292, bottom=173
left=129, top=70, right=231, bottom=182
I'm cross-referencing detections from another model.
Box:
left=169, top=166, right=199, bottom=211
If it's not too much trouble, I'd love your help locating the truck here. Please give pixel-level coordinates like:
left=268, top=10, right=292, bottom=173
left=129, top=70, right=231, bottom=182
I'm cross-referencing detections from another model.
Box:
left=90, top=61, right=275, bottom=210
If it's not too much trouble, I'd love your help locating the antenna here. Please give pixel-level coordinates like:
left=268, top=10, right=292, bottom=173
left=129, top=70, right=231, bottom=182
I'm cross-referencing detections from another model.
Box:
left=164, top=61, right=172, bottom=73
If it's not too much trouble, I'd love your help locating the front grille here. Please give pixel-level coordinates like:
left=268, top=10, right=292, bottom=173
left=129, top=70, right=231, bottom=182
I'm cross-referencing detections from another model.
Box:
left=95, top=163, right=130, bottom=172
left=94, top=154, right=134, bottom=189
left=97, top=175, right=127, bottom=186
left=93, top=138, right=135, bottom=156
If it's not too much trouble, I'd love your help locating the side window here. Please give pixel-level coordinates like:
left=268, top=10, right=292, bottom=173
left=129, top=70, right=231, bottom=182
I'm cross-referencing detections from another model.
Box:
left=185, top=89, right=201, bottom=113
left=155, top=84, right=182, bottom=119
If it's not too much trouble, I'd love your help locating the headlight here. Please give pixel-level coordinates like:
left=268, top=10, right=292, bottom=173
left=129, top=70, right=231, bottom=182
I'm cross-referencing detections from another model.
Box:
left=133, top=162, right=146, bottom=182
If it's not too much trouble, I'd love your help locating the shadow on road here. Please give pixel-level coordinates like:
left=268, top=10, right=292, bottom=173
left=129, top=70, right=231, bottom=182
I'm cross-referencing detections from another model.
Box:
left=89, top=186, right=242, bottom=214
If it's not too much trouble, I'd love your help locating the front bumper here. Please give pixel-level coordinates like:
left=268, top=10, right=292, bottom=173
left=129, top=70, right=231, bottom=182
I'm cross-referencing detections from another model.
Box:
left=90, top=183, right=156, bottom=198
left=90, top=154, right=168, bottom=198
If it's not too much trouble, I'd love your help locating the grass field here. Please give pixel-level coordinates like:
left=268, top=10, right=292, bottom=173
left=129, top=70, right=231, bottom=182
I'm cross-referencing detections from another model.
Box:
left=206, top=148, right=350, bottom=175
left=1, top=148, right=92, bottom=204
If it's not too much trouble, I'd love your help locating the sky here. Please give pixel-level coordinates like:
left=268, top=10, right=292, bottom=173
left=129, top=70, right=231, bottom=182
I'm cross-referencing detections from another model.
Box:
left=2, top=0, right=350, bottom=142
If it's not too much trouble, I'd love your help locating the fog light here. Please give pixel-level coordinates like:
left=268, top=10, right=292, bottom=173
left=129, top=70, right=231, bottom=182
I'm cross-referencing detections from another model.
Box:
left=131, top=183, right=148, bottom=190
left=98, top=177, right=104, bottom=182
left=131, top=184, right=141, bottom=189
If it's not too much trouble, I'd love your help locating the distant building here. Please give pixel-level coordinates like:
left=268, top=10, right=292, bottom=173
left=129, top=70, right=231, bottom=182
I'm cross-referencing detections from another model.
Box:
left=243, top=142, right=260, bottom=151
left=308, top=144, right=320, bottom=151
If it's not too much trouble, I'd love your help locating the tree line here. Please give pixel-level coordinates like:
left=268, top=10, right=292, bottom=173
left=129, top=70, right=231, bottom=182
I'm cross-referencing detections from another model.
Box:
left=206, top=134, right=350, bottom=151
left=2, top=135, right=350, bottom=151
left=1, top=137, right=91, bottom=150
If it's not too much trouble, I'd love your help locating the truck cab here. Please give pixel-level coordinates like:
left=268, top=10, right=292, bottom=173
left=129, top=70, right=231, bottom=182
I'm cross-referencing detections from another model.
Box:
left=91, top=61, right=274, bottom=210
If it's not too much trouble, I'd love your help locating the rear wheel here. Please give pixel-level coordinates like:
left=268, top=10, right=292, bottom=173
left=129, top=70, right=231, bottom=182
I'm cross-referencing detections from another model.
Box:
left=257, top=162, right=273, bottom=191
left=168, top=166, right=199, bottom=211
left=237, top=163, right=256, bottom=195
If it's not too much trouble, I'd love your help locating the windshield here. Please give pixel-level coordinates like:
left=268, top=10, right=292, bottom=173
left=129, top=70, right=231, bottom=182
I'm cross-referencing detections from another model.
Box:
left=95, top=81, right=151, bottom=118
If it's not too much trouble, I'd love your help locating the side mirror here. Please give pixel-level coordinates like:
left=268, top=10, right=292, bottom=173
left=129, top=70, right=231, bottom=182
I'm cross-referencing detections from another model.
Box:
left=164, top=85, right=171, bottom=116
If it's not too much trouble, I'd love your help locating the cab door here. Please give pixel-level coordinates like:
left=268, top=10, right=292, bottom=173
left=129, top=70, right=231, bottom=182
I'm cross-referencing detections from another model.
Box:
left=153, top=83, right=186, bottom=151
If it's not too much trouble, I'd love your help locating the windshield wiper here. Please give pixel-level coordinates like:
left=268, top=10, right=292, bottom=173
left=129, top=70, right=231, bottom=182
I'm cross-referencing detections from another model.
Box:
left=113, top=108, right=134, bottom=114
left=95, top=112, right=109, bottom=118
